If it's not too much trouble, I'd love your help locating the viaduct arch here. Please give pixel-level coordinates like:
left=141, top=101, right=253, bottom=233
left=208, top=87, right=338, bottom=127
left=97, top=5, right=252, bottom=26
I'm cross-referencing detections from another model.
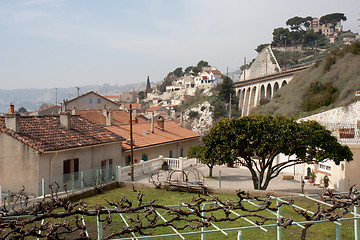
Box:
left=234, top=66, right=308, bottom=116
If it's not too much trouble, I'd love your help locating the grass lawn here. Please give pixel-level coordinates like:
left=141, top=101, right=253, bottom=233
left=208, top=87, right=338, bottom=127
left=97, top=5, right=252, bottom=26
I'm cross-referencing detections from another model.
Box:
left=1, top=187, right=357, bottom=239
left=76, top=187, right=356, bottom=240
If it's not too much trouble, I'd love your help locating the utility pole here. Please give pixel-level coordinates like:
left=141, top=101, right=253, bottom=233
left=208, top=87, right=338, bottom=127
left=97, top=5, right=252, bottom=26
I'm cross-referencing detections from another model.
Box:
left=229, top=93, right=232, bottom=118
left=76, top=87, right=80, bottom=97
left=227, top=67, right=229, bottom=76
left=55, top=88, right=58, bottom=105
left=243, top=57, right=246, bottom=81
left=129, top=104, right=134, bottom=181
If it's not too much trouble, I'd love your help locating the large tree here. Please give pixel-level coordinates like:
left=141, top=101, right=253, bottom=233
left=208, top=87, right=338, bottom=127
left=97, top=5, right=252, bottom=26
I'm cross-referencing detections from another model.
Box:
left=286, top=16, right=312, bottom=31
left=218, top=76, right=235, bottom=103
left=200, top=115, right=353, bottom=190
left=320, top=13, right=347, bottom=32
left=187, top=144, right=227, bottom=177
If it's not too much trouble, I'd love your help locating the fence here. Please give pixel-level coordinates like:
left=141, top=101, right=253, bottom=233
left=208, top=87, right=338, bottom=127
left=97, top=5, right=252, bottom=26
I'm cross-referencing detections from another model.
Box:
left=0, top=156, right=196, bottom=210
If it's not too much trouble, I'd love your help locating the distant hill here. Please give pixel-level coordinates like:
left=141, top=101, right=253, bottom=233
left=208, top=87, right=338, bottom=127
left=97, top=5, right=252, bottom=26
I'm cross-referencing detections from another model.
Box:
left=253, top=42, right=360, bottom=117
left=0, top=82, right=154, bottom=114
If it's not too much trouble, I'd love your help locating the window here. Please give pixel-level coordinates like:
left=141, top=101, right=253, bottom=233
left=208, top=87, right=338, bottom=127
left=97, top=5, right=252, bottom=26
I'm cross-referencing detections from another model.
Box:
left=318, top=160, right=332, bottom=173
left=89, top=98, right=93, bottom=106
left=169, top=150, right=173, bottom=158
left=63, top=158, right=79, bottom=182
left=126, top=156, right=131, bottom=166
left=142, top=154, right=148, bottom=161
left=97, top=98, right=102, bottom=104
left=101, top=159, right=113, bottom=179
left=82, top=98, right=86, bottom=104
left=180, top=148, right=184, bottom=157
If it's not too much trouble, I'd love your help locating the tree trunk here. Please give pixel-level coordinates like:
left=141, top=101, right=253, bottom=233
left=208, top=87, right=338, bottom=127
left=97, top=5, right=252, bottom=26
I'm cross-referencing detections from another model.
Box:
left=209, top=166, right=213, bottom=177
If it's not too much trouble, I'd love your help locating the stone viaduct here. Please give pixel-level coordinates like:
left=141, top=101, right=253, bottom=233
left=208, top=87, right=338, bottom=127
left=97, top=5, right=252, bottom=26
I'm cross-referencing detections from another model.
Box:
left=234, top=66, right=308, bottom=116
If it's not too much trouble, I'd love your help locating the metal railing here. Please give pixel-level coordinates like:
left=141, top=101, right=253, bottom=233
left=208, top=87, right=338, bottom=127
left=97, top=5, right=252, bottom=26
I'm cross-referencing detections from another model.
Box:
left=0, top=157, right=196, bottom=209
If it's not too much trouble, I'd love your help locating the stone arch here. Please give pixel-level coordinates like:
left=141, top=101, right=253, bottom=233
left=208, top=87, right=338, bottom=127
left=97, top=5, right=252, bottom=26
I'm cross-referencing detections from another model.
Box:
left=260, top=85, right=266, bottom=100
left=249, top=86, right=257, bottom=112
left=266, top=83, right=272, bottom=99
left=281, top=80, right=287, bottom=87
left=274, top=82, right=279, bottom=94
left=238, top=88, right=246, bottom=111
left=242, top=87, right=251, bottom=116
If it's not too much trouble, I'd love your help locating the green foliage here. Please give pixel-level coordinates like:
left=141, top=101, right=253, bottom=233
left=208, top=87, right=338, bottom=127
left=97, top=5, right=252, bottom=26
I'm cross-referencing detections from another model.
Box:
left=272, top=27, right=290, bottom=46
left=201, top=115, right=352, bottom=190
left=323, top=55, right=337, bottom=72
left=17, top=107, right=28, bottom=113
left=184, top=66, right=193, bottom=74
left=211, top=97, right=227, bottom=119
left=138, top=91, right=145, bottom=100
left=218, top=77, right=235, bottom=103
left=191, top=60, right=210, bottom=75
left=286, top=16, right=312, bottom=31
left=188, top=110, right=199, bottom=119
left=173, top=67, right=183, bottom=77
left=159, top=78, right=173, bottom=93
left=187, top=144, right=225, bottom=177
left=255, top=44, right=269, bottom=53
left=301, top=81, right=338, bottom=112
left=319, top=13, right=347, bottom=25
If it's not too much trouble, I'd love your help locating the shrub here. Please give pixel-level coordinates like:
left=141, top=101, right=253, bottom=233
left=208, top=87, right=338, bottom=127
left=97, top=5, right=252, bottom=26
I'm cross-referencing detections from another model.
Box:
left=188, top=111, right=199, bottom=119
left=301, top=81, right=338, bottom=112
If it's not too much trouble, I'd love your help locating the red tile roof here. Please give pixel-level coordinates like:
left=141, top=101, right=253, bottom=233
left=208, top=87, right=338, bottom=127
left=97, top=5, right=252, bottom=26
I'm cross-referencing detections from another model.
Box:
left=0, top=115, right=124, bottom=153
left=121, top=103, right=143, bottom=110
left=105, top=121, right=200, bottom=151
left=75, top=110, right=147, bottom=125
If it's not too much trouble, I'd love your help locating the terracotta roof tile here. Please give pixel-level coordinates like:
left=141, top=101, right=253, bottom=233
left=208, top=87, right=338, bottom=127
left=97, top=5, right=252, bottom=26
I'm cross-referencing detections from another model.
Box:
left=76, top=110, right=147, bottom=125
left=105, top=121, right=200, bottom=150
left=0, top=115, right=124, bottom=153
left=121, top=103, right=143, bottom=110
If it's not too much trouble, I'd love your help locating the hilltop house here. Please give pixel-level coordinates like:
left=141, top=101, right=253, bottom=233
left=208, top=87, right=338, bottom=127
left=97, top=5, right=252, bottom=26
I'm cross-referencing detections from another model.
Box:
left=166, top=75, right=196, bottom=94
left=308, top=17, right=343, bottom=38
left=62, top=91, right=120, bottom=111
left=194, top=67, right=222, bottom=89
left=0, top=109, right=124, bottom=195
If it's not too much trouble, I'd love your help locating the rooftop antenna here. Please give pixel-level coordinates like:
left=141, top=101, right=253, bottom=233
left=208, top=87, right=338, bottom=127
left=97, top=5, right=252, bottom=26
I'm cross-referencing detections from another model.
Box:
left=76, top=87, right=80, bottom=97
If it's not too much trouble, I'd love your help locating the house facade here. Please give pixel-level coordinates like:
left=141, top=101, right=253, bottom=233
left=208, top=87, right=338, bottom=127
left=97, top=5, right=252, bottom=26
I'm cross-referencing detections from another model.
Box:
left=0, top=112, right=124, bottom=195
left=105, top=120, right=201, bottom=165
left=63, top=91, right=120, bottom=111
left=300, top=101, right=360, bottom=191
left=194, top=67, right=222, bottom=89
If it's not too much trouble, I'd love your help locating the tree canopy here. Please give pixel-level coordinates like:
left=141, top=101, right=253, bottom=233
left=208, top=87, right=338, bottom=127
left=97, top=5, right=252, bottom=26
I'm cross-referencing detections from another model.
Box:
left=218, top=76, right=235, bottom=103
left=198, top=115, right=353, bottom=190
left=320, top=13, right=347, bottom=25
left=286, top=16, right=312, bottom=31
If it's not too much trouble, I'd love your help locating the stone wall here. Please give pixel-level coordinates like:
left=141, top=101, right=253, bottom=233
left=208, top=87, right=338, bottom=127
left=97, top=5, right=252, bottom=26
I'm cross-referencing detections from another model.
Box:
left=300, top=101, right=360, bottom=124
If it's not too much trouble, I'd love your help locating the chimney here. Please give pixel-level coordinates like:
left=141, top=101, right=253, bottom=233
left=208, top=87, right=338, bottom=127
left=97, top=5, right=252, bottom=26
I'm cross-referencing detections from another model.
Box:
left=151, top=112, right=154, bottom=133
left=157, top=116, right=164, bottom=131
left=60, top=112, right=71, bottom=129
left=5, top=104, right=20, bottom=132
left=61, top=99, right=66, bottom=112
left=9, top=104, right=15, bottom=114
left=105, top=110, right=113, bottom=126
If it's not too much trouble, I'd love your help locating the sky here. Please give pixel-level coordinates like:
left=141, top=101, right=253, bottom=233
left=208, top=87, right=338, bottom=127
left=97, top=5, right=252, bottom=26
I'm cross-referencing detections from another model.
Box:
left=0, top=0, right=359, bottom=90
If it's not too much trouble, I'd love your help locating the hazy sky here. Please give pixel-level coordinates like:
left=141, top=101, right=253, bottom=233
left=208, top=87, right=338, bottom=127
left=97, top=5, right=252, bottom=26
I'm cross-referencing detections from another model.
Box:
left=0, top=0, right=359, bottom=90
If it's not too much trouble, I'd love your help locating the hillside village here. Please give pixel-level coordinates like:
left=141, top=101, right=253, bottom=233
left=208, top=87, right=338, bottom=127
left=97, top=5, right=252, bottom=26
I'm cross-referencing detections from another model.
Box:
left=1, top=12, right=360, bottom=208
